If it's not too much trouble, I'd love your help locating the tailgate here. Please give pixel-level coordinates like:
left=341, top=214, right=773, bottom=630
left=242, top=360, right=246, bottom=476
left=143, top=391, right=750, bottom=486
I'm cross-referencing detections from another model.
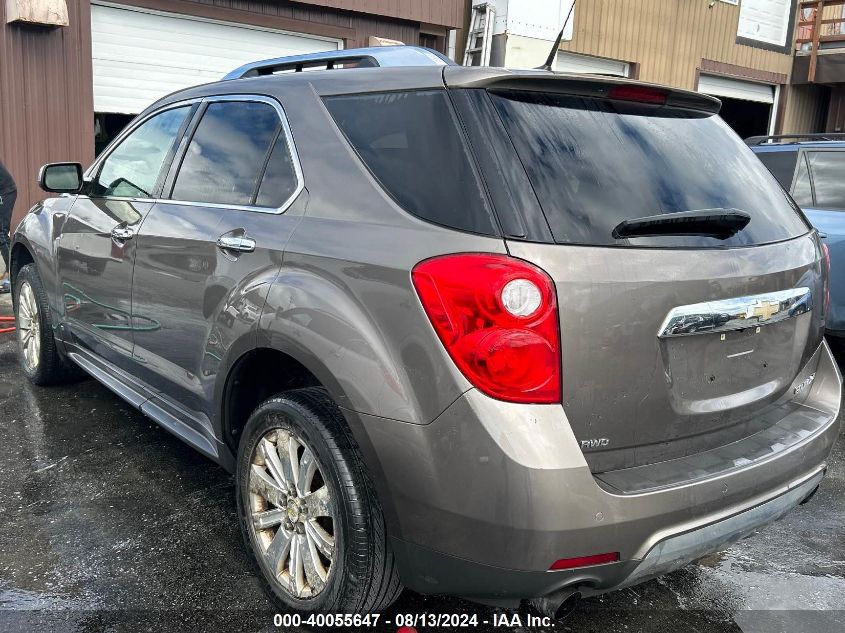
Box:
left=509, top=236, right=826, bottom=471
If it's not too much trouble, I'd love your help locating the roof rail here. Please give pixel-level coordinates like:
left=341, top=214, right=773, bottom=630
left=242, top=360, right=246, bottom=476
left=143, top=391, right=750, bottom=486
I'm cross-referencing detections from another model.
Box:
left=223, top=46, right=455, bottom=80
left=745, top=133, right=845, bottom=146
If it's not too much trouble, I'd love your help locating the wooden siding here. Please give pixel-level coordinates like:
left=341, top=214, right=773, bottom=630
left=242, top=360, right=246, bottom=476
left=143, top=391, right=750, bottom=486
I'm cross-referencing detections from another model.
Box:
left=555, top=0, right=828, bottom=134
left=558, top=0, right=795, bottom=89
left=294, top=0, right=465, bottom=29
left=783, top=83, right=829, bottom=132
left=0, top=0, right=95, bottom=230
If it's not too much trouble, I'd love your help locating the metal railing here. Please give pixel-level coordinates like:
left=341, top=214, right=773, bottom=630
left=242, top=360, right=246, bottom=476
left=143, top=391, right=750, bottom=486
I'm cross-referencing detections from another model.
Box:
left=797, top=0, right=845, bottom=81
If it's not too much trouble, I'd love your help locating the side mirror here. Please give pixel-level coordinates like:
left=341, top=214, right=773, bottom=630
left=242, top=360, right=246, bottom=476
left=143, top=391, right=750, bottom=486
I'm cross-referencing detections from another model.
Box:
left=38, top=162, right=83, bottom=194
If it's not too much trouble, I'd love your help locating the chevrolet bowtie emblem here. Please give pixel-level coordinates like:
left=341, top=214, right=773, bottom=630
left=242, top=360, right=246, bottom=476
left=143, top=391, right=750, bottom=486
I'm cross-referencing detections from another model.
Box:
left=747, top=300, right=780, bottom=321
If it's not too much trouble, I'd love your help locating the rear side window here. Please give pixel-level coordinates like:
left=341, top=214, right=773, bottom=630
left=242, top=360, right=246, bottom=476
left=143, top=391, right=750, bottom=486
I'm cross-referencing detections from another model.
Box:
left=490, top=91, right=808, bottom=248
left=807, top=151, right=845, bottom=209
left=324, top=91, right=496, bottom=235
left=755, top=150, right=799, bottom=190
left=172, top=101, right=280, bottom=206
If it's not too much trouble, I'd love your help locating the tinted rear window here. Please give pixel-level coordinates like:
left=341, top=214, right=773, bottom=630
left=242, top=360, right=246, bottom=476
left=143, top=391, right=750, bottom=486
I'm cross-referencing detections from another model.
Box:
left=324, top=91, right=497, bottom=235
left=755, top=150, right=799, bottom=190
left=490, top=91, right=808, bottom=248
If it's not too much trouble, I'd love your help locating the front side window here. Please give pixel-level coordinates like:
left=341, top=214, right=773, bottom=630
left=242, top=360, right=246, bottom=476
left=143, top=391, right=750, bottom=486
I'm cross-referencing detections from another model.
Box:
left=171, top=101, right=280, bottom=206
left=94, top=106, right=191, bottom=198
left=807, top=151, right=845, bottom=209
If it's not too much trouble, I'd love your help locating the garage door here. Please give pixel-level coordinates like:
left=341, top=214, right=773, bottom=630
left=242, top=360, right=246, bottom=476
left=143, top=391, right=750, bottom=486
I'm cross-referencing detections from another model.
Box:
left=91, top=4, right=341, bottom=114
left=555, top=51, right=629, bottom=77
left=698, top=74, right=774, bottom=104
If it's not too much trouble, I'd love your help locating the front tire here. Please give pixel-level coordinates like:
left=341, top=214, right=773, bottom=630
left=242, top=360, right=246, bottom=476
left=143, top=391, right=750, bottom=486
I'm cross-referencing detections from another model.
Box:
left=236, top=387, right=402, bottom=614
left=14, top=264, right=76, bottom=385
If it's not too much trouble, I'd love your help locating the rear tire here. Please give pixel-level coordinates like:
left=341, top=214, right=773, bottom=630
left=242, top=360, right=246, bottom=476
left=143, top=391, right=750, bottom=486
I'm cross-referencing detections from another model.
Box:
left=14, top=264, right=80, bottom=385
left=236, top=387, right=402, bottom=614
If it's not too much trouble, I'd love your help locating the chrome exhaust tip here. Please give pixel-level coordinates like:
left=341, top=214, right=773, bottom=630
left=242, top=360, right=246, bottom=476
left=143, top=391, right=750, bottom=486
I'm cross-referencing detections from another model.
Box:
left=530, top=588, right=581, bottom=621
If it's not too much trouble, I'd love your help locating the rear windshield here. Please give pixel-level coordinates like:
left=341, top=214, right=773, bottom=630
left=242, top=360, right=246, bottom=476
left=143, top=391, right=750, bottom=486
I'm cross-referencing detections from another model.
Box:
left=490, top=91, right=809, bottom=248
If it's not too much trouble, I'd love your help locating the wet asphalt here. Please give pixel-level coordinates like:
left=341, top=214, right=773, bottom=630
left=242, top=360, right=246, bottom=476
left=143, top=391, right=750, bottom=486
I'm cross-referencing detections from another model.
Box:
left=0, top=291, right=843, bottom=633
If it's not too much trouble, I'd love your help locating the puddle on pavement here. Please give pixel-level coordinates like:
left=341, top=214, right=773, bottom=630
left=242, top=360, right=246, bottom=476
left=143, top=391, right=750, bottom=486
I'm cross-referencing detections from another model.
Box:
left=0, top=586, right=89, bottom=610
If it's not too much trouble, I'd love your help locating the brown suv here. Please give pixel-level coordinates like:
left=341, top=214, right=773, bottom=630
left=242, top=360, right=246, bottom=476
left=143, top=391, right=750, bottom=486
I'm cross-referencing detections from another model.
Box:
left=10, top=47, right=841, bottom=619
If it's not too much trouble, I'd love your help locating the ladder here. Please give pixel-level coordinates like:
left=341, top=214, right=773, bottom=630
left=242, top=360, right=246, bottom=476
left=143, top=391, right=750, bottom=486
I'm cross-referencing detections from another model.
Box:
left=463, top=3, right=496, bottom=66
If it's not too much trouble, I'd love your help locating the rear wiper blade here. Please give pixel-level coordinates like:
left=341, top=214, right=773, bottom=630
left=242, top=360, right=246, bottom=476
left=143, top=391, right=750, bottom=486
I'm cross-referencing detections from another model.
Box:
left=612, top=209, right=751, bottom=240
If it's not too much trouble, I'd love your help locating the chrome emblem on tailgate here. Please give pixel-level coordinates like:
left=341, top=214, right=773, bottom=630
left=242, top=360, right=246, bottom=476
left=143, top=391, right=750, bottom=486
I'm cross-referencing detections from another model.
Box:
left=658, top=287, right=812, bottom=338
left=746, top=300, right=780, bottom=322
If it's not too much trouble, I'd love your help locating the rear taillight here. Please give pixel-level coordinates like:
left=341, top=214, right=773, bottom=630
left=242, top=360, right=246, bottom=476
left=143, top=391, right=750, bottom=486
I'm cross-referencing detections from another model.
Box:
left=412, top=253, right=560, bottom=404
left=823, top=243, right=831, bottom=316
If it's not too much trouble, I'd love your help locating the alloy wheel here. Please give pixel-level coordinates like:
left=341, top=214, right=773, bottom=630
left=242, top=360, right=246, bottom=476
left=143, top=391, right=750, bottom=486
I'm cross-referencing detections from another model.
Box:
left=17, top=282, right=41, bottom=372
left=248, top=426, right=336, bottom=599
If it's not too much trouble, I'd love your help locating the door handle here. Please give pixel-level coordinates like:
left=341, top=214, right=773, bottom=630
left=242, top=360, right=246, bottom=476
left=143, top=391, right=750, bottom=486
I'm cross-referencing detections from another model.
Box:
left=111, top=225, right=135, bottom=241
left=216, top=235, right=256, bottom=253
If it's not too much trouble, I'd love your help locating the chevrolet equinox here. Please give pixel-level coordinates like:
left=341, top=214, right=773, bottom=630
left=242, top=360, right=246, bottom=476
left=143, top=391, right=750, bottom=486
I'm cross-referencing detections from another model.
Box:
left=10, top=47, right=842, bottom=619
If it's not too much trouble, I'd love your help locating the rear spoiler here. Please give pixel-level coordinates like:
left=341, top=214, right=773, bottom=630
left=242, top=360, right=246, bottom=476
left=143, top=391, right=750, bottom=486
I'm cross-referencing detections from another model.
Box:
left=443, top=67, right=722, bottom=115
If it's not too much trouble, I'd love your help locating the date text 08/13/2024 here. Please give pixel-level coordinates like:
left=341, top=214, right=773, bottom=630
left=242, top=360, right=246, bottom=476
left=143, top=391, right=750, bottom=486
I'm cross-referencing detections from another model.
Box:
left=271, top=613, right=554, bottom=628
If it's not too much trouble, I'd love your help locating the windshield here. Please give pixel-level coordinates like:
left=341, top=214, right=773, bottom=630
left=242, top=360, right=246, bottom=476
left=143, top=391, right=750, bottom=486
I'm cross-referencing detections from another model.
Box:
left=490, top=90, right=809, bottom=248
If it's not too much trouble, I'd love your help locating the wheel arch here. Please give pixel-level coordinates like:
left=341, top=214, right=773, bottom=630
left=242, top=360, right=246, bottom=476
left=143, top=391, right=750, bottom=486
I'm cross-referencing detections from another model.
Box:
left=11, top=201, right=70, bottom=322
left=217, top=343, right=401, bottom=535
left=9, top=240, right=35, bottom=291
left=219, top=345, right=326, bottom=452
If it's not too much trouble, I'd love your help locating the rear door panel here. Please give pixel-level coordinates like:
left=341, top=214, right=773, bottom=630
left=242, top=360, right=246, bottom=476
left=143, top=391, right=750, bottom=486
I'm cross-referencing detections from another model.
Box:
left=128, top=95, right=302, bottom=433
left=130, top=202, right=297, bottom=434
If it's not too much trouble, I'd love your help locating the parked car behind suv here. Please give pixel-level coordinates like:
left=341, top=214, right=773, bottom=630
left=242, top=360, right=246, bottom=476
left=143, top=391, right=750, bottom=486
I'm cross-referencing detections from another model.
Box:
left=11, top=47, right=841, bottom=619
left=750, top=135, right=845, bottom=344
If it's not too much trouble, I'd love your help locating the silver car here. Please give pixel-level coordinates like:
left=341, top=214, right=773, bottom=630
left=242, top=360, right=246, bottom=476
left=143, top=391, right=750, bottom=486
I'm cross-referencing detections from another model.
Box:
left=10, top=47, right=841, bottom=619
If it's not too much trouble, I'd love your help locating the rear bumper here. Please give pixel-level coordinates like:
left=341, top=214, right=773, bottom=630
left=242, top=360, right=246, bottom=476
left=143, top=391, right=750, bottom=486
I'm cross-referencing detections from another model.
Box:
left=355, top=341, right=841, bottom=602
left=615, top=466, right=824, bottom=589
left=389, top=465, right=825, bottom=604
